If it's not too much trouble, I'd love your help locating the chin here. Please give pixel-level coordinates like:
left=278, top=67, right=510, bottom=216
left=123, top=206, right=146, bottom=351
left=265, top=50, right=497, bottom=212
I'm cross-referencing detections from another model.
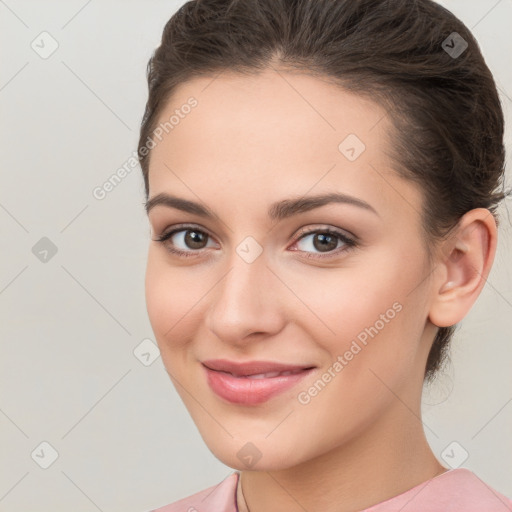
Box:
left=201, top=433, right=307, bottom=472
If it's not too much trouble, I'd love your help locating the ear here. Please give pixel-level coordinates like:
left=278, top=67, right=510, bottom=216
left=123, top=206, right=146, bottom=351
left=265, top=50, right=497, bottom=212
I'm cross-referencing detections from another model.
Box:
left=428, top=208, right=498, bottom=328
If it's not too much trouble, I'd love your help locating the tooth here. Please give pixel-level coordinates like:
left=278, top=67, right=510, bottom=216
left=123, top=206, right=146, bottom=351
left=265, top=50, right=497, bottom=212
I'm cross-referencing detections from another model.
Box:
left=227, top=369, right=308, bottom=379
left=249, top=371, right=279, bottom=379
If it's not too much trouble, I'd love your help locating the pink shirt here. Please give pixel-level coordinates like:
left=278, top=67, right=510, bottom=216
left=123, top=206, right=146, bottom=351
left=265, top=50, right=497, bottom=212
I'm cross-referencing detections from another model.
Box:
left=150, top=468, right=512, bottom=511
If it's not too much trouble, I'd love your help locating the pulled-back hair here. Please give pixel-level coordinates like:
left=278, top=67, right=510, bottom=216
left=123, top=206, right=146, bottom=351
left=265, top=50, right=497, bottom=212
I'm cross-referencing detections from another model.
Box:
left=138, top=0, right=508, bottom=382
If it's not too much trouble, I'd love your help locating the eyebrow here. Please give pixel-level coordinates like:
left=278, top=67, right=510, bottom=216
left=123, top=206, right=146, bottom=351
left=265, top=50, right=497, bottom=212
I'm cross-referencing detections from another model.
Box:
left=145, top=191, right=379, bottom=220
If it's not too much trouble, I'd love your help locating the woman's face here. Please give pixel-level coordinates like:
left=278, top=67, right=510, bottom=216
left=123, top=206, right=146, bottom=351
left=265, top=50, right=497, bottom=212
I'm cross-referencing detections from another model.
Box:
left=145, top=69, right=438, bottom=470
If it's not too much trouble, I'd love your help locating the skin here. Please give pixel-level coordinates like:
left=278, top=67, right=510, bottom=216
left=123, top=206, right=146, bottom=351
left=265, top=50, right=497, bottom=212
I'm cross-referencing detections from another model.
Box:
left=144, top=68, right=497, bottom=512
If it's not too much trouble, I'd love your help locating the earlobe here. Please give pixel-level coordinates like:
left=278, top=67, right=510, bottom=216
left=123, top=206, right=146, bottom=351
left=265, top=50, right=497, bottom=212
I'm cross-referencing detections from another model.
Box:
left=428, top=208, right=497, bottom=328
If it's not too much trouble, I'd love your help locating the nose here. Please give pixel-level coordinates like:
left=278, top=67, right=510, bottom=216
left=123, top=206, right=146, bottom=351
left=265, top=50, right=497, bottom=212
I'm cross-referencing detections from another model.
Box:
left=205, top=251, right=285, bottom=346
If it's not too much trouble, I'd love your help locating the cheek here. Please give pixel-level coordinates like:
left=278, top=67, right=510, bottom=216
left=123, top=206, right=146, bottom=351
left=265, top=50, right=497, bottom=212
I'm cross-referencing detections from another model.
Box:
left=289, top=264, right=426, bottom=440
left=288, top=243, right=428, bottom=373
left=144, top=250, right=207, bottom=347
left=144, top=253, right=212, bottom=391
left=283, top=253, right=408, bottom=335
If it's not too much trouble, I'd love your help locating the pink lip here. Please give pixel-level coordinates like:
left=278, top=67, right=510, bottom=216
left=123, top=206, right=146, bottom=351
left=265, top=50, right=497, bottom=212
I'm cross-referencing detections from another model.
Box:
left=201, top=359, right=316, bottom=405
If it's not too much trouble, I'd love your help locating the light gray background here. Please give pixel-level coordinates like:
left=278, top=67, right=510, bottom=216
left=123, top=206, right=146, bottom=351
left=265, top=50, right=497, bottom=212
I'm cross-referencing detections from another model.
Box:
left=1, top=1, right=511, bottom=511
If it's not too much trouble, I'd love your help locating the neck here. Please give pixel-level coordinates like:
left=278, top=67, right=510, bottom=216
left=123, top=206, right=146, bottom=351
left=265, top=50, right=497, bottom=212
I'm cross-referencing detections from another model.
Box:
left=239, top=402, right=447, bottom=512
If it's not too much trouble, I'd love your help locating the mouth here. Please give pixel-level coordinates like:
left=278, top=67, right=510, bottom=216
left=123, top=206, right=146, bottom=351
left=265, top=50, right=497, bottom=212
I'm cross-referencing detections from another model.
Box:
left=213, top=368, right=311, bottom=379
left=201, top=359, right=316, bottom=405
left=201, top=358, right=315, bottom=376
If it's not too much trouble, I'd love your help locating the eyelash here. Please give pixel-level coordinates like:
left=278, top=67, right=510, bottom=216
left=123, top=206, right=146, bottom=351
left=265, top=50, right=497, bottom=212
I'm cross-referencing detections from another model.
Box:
left=153, top=223, right=358, bottom=260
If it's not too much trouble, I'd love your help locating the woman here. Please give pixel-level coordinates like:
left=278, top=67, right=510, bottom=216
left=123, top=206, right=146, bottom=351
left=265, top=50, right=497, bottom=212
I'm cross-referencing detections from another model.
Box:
left=138, top=0, right=512, bottom=510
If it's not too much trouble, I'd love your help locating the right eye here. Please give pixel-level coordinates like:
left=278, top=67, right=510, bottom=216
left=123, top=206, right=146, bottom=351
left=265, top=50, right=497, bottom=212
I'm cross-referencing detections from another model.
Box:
left=154, top=224, right=218, bottom=258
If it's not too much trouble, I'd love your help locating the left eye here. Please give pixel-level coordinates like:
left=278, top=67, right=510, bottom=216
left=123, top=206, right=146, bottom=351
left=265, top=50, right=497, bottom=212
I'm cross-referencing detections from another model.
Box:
left=291, top=229, right=356, bottom=257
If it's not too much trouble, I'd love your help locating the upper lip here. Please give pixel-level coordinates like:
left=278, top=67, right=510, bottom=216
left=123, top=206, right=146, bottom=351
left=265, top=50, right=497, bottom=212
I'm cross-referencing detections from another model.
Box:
left=202, top=359, right=315, bottom=377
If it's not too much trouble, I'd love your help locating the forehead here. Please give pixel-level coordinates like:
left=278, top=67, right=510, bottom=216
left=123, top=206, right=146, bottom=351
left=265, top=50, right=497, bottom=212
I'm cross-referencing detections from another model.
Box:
left=147, top=69, right=422, bottom=223
left=154, top=68, right=388, bottom=161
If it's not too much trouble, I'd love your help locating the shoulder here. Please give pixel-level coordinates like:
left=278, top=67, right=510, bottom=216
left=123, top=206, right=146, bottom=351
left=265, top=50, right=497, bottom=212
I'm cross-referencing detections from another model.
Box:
left=148, top=471, right=239, bottom=512
left=367, top=468, right=512, bottom=511
left=423, top=468, right=512, bottom=511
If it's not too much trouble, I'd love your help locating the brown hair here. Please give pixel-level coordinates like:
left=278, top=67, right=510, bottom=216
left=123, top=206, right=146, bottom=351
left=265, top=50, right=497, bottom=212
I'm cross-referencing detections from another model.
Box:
left=138, top=0, right=509, bottom=382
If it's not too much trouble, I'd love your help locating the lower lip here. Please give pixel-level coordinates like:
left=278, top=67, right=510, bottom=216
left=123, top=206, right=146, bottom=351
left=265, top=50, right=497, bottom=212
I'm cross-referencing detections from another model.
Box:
left=203, top=365, right=315, bottom=405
